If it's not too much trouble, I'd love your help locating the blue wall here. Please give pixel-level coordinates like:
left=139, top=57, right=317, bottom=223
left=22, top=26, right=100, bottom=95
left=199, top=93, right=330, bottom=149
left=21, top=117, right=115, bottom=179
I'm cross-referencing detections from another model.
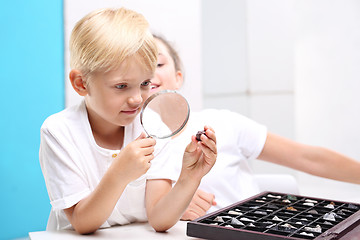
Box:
left=0, top=1, right=64, bottom=239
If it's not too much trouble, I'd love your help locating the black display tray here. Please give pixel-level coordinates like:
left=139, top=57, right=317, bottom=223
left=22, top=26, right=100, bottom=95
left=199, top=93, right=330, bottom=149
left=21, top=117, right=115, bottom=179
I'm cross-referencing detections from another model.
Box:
left=187, top=191, right=360, bottom=240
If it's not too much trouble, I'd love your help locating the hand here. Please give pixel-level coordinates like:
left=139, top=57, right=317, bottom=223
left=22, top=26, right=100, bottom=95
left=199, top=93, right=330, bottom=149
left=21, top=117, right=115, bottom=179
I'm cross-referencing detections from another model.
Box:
left=181, top=189, right=217, bottom=220
left=111, top=132, right=156, bottom=182
left=181, top=125, right=217, bottom=182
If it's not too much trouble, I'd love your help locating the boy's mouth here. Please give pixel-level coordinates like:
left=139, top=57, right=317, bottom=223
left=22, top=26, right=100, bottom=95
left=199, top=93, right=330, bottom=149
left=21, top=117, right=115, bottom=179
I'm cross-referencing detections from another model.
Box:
left=122, top=108, right=139, bottom=115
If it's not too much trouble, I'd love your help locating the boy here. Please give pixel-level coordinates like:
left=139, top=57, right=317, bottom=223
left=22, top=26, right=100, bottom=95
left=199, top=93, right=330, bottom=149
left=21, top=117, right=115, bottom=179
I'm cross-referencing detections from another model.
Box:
left=39, top=8, right=217, bottom=234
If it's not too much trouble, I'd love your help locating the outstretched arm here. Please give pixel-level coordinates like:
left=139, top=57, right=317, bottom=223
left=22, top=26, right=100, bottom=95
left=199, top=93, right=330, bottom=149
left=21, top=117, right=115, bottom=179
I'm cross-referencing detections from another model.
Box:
left=146, top=126, right=217, bottom=232
left=258, top=132, right=360, bottom=184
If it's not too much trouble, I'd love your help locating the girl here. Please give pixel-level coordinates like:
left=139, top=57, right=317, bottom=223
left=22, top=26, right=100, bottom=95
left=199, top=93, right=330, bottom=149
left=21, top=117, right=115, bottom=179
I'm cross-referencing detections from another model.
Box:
left=151, top=34, right=360, bottom=220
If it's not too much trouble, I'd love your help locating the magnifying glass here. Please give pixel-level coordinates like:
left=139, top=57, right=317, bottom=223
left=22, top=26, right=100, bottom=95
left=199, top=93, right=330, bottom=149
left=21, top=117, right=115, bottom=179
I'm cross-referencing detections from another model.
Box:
left=140, top=90, right=190, bottom=139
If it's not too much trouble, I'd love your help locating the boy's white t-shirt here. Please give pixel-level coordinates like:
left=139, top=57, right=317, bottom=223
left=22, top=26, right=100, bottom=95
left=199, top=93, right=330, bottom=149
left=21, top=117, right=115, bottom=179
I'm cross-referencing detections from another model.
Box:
left=170, top=109, right=267, bottom=212
left=39, top=100, right=176, bottom=230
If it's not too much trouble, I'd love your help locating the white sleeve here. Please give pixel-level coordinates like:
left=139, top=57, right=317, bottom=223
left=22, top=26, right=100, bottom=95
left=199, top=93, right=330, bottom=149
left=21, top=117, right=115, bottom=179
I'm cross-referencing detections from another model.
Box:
left=200, top=109, right=267, bottom=160
left=146, top=139, right=178, bottom=182
left=230, top=111, right=267, bottom=160
left=39, top=127, right=91, bottom=210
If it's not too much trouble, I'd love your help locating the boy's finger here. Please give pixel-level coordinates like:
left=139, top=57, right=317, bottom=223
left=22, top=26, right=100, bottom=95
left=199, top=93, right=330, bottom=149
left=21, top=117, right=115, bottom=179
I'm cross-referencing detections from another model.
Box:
left=143, top=146, right=155, bottom=156
left=185, top=135, right=198, bottom=153
left=204, top=125, right=215, bottom=133
left=204, top=128, right=216, bottom=142
left=198, top=142, right=217, bottom=160
left=136, top=132, right=147, bottom=140
left=198, top=138, right=217, bottom=154
left=145, top=154, right=154, bottom=163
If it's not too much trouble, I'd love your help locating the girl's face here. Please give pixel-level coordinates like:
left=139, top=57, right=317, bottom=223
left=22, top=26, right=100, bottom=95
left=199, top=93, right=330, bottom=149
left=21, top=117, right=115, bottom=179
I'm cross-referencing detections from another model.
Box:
left=84, top=57, right=153, bottom=130
left=150, top=39, right=183, bottom=93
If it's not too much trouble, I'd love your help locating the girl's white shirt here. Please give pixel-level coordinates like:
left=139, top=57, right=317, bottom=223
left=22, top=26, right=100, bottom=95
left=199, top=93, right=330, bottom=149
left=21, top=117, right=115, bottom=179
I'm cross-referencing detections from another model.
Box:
left=169, top=109, right=267, bottom=212
left=39, top=100, right=176, bottom=230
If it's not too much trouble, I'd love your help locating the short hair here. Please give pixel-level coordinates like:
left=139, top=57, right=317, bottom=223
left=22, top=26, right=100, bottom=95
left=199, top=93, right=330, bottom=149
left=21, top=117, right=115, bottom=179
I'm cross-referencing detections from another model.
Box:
left=70, top=8, right=157, bottom=77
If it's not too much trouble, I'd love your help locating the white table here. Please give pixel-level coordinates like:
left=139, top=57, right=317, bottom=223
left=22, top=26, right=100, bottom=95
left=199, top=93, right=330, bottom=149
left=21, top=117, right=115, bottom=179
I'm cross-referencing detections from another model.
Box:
left=29, top=196, right=360, bottom=240
left=29, top=221, right=199, bottom=240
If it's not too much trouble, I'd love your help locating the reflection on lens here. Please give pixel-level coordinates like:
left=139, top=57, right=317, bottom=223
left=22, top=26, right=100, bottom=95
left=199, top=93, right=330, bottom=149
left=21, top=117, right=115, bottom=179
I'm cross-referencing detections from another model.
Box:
left=140, top=90, right=190, bottom=139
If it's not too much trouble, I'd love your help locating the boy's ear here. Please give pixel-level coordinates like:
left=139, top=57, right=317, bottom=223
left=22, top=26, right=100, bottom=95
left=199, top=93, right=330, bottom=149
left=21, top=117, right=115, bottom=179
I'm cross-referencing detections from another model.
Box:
left=175, top=71, right=184, bottom=90
left=69, top=69, right=88, bottom=96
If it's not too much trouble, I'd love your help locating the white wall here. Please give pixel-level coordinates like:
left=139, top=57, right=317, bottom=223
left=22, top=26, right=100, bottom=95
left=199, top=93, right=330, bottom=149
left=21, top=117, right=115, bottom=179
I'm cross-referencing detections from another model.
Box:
left=203, top=0, right=295, bottom=139
left=64, top=0, right=202, bottom=111
left=295, top=0, right=360, bottom=201
left=202, top=0, right=360, bottom=201
left=202, top=0, right=297, bottom=176
left=295, top=0, right=360, bottom=160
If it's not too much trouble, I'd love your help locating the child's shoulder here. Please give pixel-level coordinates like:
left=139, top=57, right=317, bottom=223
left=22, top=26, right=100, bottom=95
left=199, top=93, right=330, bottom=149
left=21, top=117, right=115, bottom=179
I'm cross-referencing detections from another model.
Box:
left=196, top=108, right=252, bottom=122
left=191, top=108, right=263, bottom=133
left=41, top=101, right=86, bottom=132
left=193, top=108, right=239, bottom=124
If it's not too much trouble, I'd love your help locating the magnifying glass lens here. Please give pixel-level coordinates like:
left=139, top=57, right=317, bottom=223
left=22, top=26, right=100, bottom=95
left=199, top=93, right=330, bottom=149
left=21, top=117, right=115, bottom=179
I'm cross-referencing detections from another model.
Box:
left=140, top=90, right=190, bottom=139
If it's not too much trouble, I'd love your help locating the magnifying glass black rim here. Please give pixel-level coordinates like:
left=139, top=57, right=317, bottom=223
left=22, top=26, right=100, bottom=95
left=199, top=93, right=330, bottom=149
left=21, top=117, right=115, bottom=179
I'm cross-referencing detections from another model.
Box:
left=140, top=89, right=190, bottom=139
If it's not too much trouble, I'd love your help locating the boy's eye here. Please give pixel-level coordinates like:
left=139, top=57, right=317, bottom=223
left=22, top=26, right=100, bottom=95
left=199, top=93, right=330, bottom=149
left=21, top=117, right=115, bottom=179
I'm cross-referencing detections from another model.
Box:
left=157, top=63, right=164, bottom=68
left=115, top=84, right=127, bottom=89
left=141, top=80, right=151, bottom=87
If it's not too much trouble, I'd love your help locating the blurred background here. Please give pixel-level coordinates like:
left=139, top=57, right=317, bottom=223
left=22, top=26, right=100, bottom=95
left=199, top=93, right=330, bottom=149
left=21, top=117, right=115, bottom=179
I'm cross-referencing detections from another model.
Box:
left=1, top=0, right=360, bottom=239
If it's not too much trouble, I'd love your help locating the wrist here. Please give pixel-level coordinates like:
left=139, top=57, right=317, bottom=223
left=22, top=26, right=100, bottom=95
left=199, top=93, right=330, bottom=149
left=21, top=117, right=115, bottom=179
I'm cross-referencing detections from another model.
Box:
left=177, top=173, right=201, bottom=189
left=180, top=165, right=205, bottom=183
left=107, top=164, right=134, bottom=185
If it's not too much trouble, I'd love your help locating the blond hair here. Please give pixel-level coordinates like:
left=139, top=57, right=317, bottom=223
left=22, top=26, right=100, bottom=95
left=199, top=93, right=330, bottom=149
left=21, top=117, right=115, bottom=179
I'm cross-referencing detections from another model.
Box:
left=69, top=8, right=157, bottom=77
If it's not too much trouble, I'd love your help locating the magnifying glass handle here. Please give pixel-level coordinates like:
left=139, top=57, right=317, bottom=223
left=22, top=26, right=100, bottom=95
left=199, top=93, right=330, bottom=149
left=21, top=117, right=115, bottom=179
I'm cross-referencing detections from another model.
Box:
left=143, top=131, right=152, bottom=139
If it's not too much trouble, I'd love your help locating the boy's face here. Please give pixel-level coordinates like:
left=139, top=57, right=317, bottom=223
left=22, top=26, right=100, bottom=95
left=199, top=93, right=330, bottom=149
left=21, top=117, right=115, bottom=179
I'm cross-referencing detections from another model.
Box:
left=150, top=39, right=183, bottom=93
left=84, top=57, right=153, bottom=128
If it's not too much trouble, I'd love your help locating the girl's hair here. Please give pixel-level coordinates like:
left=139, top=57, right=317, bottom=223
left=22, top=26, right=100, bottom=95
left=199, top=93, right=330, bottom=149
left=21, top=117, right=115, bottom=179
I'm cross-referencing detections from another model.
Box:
left=153, top=34, right=183, bottom=73
left=70, top=8, right=158, bottom=77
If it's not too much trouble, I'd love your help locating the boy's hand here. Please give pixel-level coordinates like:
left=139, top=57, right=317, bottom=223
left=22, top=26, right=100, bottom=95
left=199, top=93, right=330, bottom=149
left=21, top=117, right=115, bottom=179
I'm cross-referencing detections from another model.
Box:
left=181, top=189, right=217, bottom=220
left=181, top=126, right=217, bottom=182
left=111, top=132, right=156, bottom=182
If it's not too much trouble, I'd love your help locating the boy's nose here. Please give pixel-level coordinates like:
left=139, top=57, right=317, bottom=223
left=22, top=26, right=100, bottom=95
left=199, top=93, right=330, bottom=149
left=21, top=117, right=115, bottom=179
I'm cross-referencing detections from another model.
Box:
left=128, top=92, right=143, bottom=106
